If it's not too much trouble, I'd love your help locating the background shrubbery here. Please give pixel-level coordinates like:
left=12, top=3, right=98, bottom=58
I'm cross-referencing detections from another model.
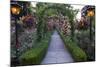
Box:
left=75, top=29, right=95, bottom=61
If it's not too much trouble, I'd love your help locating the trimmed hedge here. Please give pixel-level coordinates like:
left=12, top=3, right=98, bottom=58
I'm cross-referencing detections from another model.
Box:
left=59, top=32, right=87, bottom=62
left=19, top=33, right=51, bottom=65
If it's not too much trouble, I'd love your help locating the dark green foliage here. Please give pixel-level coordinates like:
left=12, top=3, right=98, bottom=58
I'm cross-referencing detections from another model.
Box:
left=76, top=30, right=95, bottom=61
left=19, top=41, right=48, bottom=65
left=59, top=32, right=87, bottom=62
left=19, top=32, right=51, bottom=65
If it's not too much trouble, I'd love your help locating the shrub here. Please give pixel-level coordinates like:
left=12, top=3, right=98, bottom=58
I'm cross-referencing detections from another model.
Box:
left=19, top=33, right=51, bottom=65
left=67, top=40, right=87, bottom=61
left=75, top=30, right=95, bottom=61
left=59, top=32, right=87, bottom=62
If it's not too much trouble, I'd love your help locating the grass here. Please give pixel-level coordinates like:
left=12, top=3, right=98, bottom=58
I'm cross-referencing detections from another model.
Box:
left=59, top=31, right=87, bottom=62
left=19, top=32, right=51, bottom=65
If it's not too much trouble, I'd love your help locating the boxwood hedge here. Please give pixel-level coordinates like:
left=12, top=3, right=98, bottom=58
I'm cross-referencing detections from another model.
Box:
left=59, top=32, right=87, bottom=62
left=19, top=33, right=51, bottom=65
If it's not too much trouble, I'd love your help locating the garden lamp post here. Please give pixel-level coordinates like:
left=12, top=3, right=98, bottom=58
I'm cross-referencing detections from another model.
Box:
left=86, top=6, right=95, bottom=60
left=87, top=8, right=94, bottom=42
left=11, top=3, right=22, bottom=65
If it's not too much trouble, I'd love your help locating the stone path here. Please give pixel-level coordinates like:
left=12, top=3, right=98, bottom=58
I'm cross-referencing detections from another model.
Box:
left=41, top=30, right=74, bottom=64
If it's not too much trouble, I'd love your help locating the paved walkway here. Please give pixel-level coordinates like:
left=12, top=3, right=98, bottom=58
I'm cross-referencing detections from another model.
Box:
left=41, top=30, right=74, bottom=64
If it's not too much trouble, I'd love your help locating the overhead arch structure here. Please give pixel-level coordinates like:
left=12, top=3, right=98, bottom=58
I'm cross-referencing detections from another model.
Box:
left=36, top=3, right=78, bottom=41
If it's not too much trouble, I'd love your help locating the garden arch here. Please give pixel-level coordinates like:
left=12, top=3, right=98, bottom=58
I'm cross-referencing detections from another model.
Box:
left=36, top=4, right=78, bottom=41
